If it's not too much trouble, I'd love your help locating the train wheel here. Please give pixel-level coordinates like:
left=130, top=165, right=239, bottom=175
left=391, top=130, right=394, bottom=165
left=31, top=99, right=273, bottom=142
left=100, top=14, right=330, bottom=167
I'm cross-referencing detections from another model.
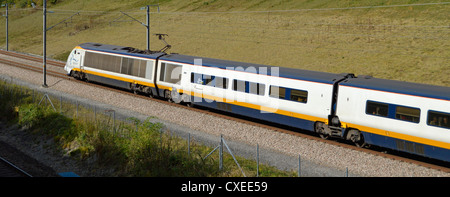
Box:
left=347, top=129, right=366, bottom=148
left=148, top=91, right=153, bottom=98
left=315, top=122, right=329, bottom=139
left=131, top=84, right=138, bottom=94
left=73, top=71, right=85, bottom=81
left=142, top=87, right=153, bottom=98
left=165, top=90, right=174, bottom=103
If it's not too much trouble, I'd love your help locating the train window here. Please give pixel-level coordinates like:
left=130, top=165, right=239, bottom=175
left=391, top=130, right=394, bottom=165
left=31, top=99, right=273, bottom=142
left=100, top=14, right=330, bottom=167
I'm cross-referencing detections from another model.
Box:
left=249, top=82, right=265, bottom=96
left=395, top=106, right=420, bottom=123
left=428, top=111, right=450, bottom=129
left=232, top=79, right=246, bottom=92
left=215, top=77, right=228, bottom=89
left=203, top=75, right=214, bottom=86
left=160, top=63, right=182, bottom=84
left=366, top=101, right=388, bottom=117
left=191, top=72, right=202, bottom=84
left=145, top=61, right=153, bottom=79
left=290, top=89, right=308, bottom=103
left=269, top=86, right=286, bottom=99
left=159, top=63, right=166, bottom=81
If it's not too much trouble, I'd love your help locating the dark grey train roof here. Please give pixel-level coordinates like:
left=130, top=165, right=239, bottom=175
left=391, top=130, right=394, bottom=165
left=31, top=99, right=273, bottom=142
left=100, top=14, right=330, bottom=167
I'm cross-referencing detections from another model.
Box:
left=79, top=42, right=166, bottom=59
left=160, top=53, right=344, bottom=84
left=341, top=76, right=450, bottom=101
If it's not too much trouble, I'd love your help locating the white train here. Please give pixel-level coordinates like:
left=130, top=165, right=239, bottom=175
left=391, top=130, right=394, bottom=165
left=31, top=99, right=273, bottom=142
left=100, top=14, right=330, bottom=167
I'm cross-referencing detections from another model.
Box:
left=64, top=43, right=450, bottom=162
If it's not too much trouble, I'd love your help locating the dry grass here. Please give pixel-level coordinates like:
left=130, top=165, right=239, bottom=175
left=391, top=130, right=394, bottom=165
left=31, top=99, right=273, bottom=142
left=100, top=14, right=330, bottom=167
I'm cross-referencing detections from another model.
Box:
left=0, top=0, right=448, bottom=86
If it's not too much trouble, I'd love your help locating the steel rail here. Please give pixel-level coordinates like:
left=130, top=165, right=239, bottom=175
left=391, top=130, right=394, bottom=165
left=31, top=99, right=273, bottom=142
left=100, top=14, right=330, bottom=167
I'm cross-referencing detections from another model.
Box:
left=0, top=156, right=32, bottom=177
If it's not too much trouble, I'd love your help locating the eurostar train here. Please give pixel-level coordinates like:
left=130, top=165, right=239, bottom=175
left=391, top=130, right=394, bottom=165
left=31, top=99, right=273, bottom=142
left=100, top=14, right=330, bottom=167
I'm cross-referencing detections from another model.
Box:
left=64, top=43, right=450, bottom=162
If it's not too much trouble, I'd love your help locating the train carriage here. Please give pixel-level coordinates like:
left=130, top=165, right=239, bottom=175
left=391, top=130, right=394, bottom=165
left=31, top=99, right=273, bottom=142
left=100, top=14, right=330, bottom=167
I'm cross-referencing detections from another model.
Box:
left=337, top=77, right=450, bottom=162
left=156, top=53, right=342, bottom=132
left=65, top=43, right=165, bottom=96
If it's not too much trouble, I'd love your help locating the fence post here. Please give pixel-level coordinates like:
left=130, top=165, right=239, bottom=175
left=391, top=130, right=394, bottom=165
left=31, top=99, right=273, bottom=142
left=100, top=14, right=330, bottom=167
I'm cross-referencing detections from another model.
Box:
left=219, top=134, right=223, bottom=171
left=38, top=94, right=56, bottom=112
left=59, top=95, right=62, bottom=114
left=256, top=143, right=259, bottom=177
left=222, top=136, right=246, bottom=177
left=298, top=154, right=301, bottom=177
left=188, top=133, right=190, bottom=156
left=113, top=110, right=116, bottom=133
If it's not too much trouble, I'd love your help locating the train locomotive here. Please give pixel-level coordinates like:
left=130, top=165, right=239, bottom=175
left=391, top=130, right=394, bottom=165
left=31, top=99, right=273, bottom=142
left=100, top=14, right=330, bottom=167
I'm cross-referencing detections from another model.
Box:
left=64, top=42, right=450, bottom=162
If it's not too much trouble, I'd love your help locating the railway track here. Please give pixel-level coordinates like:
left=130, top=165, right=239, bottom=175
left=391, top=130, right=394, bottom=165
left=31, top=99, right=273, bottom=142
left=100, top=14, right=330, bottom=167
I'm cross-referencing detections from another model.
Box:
left=0, top=156, right=32, bottom=177
left=0, top=49, right=448, bottom=174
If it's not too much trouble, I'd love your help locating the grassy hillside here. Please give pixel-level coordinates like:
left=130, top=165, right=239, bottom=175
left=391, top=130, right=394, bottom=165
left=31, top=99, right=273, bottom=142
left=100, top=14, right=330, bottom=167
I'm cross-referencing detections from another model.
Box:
left=0, top=0, right=448, bottom=86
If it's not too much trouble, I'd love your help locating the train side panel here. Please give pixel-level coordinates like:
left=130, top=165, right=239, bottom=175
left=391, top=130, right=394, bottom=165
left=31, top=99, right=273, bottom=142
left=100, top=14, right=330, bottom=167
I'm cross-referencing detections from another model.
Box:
left=336, top=85, right=450, bottom=161
left=67, top=47, right=159, bottom=93
left=178, top=63, right=333, bottom=131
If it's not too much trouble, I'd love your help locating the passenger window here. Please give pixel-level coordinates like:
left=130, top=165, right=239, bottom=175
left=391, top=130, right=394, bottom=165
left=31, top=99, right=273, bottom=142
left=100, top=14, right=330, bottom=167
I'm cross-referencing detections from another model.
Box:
left=428, top=111, right=450, bottom=129
left=191, top=72, right=202, bottom=84
left=160, top=63, right=182, bottom=84
left=366, top=101, right=388, bottom=117
left=203, top=75, right=214, bottom=86
left=249, top=82, right=265, bottom=96
left=215, top=77, right=228, bottom=89
left=233, top=79, right=246, bottom=92
left=290, top=89, right=308, bottom=103
left=269, top=86, right=286, bottom=99
left=395, top=106, right=420, bottom=123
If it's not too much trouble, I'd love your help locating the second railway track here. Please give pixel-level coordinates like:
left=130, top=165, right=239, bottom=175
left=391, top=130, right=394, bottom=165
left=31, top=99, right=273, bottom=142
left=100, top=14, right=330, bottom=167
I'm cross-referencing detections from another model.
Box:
left=0, top=49, right=448, bottom=176
left=0, top=156, right=32, bottom=177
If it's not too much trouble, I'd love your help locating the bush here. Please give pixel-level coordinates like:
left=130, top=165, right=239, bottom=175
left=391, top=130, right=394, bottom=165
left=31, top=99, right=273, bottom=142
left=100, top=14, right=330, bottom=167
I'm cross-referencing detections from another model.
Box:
left=18, top=104, right=77, bottom=141
left=0, top=82, right=294, bottom=177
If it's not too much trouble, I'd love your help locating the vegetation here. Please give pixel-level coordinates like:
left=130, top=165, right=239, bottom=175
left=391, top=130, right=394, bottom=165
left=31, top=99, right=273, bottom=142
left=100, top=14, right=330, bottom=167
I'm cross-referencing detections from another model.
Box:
left=0, top=81, right=295, bottom=176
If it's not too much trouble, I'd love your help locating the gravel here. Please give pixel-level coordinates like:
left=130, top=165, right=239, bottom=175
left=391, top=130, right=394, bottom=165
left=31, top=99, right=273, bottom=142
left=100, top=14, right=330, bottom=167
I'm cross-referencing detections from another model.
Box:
left=0, top=58, right=448, bottom=177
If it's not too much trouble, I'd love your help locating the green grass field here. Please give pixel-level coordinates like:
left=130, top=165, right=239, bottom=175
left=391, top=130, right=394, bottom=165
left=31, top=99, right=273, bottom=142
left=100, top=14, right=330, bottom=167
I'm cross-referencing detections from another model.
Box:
left=0, top=0, right=448, bottom=86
